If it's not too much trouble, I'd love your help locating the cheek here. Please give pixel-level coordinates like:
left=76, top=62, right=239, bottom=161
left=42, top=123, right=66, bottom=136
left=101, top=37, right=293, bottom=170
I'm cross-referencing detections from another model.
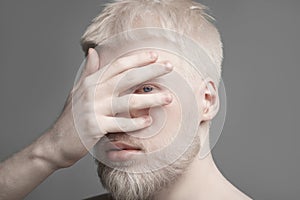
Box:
left=167, top=99, right=182, bottom=140
left=145, top=98, right=182, bottom=151
left=164, top=99, right=182, bottom=132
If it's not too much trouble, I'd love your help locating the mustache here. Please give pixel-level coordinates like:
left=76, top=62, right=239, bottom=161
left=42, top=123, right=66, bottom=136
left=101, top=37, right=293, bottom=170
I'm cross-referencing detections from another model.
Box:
left=100, top=132, right=146, bottom=149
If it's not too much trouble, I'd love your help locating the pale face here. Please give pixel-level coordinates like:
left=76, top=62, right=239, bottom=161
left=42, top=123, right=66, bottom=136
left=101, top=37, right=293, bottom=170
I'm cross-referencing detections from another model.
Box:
left=94, top=46, right=209, bottom=200
left=94, top=48, right=205, bottom=172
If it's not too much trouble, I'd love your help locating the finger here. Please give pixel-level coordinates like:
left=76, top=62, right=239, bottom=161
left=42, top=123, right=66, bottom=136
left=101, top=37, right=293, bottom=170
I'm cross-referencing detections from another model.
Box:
left=114, top=62, right=173, bottom=93
left=86, top=51, right=158, bottom=84
left=101, top=115, right=152, bottom=133
left=110, top=93, right=173, bottom=114
left=108, top=51, right=158, bottom=78
left=80, top=48, right=100, bottom=82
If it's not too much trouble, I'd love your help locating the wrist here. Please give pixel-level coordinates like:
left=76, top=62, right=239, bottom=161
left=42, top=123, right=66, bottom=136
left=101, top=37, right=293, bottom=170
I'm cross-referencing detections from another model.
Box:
left=39, top=115, right=87, bottom=169
left=30, top=130, right=63, bottom=171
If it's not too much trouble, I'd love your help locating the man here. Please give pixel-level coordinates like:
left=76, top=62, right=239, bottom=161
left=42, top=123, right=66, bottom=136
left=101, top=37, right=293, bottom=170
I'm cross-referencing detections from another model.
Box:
left=0, top=0, right=252, bottom=200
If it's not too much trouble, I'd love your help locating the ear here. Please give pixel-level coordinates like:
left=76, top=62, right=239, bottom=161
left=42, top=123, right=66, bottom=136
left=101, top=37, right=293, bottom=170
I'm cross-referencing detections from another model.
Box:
left=201, top=79, right=219, bottom=123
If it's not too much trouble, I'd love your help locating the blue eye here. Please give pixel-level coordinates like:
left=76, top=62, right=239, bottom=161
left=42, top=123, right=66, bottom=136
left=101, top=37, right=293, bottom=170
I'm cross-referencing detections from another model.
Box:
left=142, top=85, right=153, bottom=93
left=135, top=84, right=156, bottom=94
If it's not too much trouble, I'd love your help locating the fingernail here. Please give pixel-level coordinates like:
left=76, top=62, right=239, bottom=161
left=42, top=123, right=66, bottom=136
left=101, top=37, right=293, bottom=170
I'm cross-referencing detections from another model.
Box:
left=163, top=93, right=173, bottom=103
left=143, top=116, right=152, bottom=125
left=164, top=62, right=173, bottom=71
left=88, top=48, right=93, bottom=55
left=150, top=52, right=158, bottom=60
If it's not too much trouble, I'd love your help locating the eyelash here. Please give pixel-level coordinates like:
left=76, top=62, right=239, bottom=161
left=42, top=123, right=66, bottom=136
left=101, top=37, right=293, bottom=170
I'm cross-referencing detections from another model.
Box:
left=134, top=84, right=158, bottom=94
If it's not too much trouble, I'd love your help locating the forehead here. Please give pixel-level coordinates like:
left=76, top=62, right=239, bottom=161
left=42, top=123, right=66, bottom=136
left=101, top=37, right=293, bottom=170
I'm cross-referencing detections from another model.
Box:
left=96, top=37, right=207, bottom=88
left=98, top=44, right=204, bottom=73
left=133, top=49, right=203, bottom=81
left=100, top=49, right=202, bottom=88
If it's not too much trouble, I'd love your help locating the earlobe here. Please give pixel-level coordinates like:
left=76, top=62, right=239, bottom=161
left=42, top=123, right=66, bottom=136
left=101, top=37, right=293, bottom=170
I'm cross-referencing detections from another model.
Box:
left=201, top=80, right=219, bottom=122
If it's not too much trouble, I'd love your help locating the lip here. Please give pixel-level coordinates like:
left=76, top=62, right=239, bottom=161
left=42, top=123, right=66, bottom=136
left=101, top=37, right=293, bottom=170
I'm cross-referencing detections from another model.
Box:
left=108, top=141, right=141, bottom=151
left=105, top=141, right=143, bottom=162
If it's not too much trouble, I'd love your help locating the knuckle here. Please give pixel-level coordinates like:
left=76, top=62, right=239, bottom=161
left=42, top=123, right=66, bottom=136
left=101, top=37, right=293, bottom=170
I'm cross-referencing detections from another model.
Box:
left=101, top=80, right=113, bottom=92
left=114, top=57, right=127, bottom=69
left=95, top=84, right=109, bottom=98
left=80, top=91, right=89, bottom=103
left=85, top=118, right=94, bottom=129
left=124, top=71, right=137, bottom=83
left=111, top=98, right=120, bottom=114
left=82, top=113, right=97, bottom=130
left=113, top=59, right=122, bottom=67
left=81, top=79, right=90, bottom=89
left=129, top=95, right=141, bottom=108
left=138, top=117, right=148, bottom=127
left=96, top=116, right=107, bottom=134
left=83, top=89, right=93, bottom=102
left=136, top=52, right=148, bottom=61
left=118, top=121, right=129, bottom=131
left=81, top=100, right=91, bottom=112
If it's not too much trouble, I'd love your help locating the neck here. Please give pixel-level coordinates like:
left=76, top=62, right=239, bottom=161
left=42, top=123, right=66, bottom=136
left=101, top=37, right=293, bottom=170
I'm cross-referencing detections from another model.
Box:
left=156, top=152, right=252, bottom=200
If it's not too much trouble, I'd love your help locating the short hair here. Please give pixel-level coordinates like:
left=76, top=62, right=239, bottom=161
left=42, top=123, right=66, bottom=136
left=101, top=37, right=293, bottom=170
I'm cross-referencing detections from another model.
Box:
left=81, top=0, right=223, bottom=83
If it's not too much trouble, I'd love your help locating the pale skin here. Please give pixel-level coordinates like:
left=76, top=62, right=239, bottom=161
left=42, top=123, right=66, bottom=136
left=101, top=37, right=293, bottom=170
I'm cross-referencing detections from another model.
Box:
left=0, top=49, right=173, bottom=199
left=0, top=48, right=252, bottom=200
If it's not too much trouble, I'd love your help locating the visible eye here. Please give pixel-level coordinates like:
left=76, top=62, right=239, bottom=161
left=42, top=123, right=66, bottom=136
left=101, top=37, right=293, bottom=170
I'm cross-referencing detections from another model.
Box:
left=135, top=84, right=157, bottom=94
left=142, top=85, right=153, bottom=93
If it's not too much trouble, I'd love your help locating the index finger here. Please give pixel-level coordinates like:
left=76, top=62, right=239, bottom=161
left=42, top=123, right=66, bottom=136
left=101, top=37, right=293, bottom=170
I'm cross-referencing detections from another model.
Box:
left=87, top=51, right=158, bottom=84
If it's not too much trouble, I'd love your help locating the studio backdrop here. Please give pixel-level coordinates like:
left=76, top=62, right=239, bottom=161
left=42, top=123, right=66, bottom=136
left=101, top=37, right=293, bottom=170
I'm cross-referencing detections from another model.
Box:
left=0, top=0, right=299, bottom=199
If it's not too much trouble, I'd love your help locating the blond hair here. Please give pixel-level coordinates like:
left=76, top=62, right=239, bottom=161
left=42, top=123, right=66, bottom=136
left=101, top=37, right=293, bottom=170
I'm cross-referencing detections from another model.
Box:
left=81, top=0, right=223, bottom=82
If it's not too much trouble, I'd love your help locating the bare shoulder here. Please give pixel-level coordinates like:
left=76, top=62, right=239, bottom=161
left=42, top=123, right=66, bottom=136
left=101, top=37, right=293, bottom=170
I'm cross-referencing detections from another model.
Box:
left=83, top=193, right=113, bottom=200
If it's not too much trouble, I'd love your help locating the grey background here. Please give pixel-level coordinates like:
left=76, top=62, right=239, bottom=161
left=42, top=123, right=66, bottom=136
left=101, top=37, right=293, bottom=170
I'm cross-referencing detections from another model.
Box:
left=0, top=0, right=299, bottom=199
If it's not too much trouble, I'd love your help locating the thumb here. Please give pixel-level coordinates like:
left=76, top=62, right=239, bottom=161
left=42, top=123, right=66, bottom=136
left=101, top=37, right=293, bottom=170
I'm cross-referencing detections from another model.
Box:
left=81, top=48, right=100, bottom=79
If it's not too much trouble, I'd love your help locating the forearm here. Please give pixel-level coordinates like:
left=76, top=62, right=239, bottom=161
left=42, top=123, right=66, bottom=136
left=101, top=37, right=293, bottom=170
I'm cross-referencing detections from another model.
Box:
left=0, top=130, right=59, bottom=200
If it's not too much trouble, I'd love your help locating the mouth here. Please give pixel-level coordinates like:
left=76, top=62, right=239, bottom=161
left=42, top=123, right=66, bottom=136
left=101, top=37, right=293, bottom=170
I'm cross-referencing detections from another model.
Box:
left=105, top=141, right=143, bottom=162
left=108, top=141, right=142, bottom=151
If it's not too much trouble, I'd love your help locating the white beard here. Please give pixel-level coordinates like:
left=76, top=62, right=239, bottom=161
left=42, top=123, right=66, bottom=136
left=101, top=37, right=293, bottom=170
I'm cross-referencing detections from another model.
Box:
left=96, top=136, right=200, bottom=200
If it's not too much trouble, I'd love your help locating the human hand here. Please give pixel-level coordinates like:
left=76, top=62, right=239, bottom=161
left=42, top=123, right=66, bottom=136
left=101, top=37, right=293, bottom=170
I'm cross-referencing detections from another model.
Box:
left=47, top=48, right=174, bottom=169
